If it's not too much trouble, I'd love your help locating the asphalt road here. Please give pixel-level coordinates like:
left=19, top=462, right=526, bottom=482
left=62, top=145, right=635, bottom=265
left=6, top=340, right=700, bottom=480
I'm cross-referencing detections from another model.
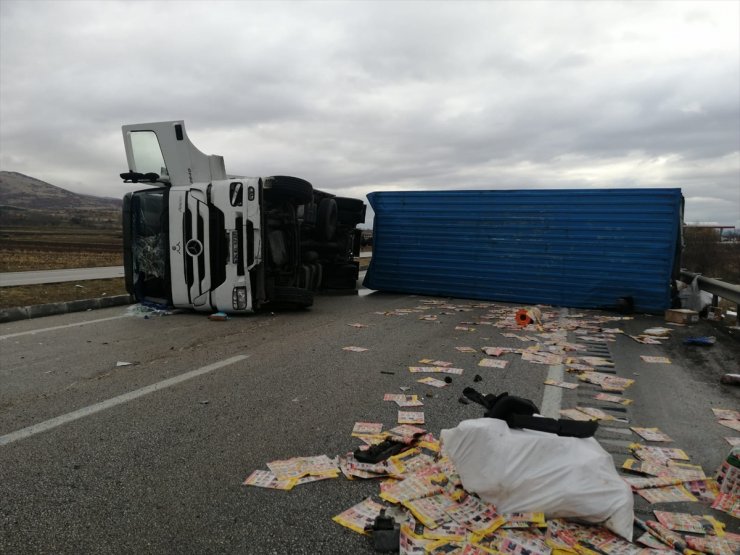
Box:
left=1, top=290, right=738, bottom=553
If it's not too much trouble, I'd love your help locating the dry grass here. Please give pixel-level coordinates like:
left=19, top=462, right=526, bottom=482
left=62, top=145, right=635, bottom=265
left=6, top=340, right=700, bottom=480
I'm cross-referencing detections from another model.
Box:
left=0, top=249, right=123, bottom=272
left=682, top=228, right=740, bottom=283
left=1, top=225, right=124, bottom=308
left=1, top=226, right=122, bottom=272
left=0, top=278, right=127, bottom=309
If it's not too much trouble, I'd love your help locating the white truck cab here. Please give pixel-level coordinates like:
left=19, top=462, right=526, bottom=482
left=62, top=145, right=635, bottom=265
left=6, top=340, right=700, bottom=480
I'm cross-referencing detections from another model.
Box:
left=120, top=121, right=365, bottom=313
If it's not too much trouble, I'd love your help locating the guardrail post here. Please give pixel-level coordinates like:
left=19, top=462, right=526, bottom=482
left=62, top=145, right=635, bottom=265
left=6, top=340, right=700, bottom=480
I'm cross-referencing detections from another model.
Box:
left=680, top=269, right=740, bottom=326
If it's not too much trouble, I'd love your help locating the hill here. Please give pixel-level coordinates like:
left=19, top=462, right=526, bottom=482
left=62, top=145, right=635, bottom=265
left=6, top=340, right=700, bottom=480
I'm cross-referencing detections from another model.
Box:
left=0, top=171, right=121, bottom=229
left=0, top=171, right=122, bottom=210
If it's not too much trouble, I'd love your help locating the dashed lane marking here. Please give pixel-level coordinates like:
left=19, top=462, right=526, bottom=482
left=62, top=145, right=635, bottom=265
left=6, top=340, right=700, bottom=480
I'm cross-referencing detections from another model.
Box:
left=0, top=355, right=249, bottom=446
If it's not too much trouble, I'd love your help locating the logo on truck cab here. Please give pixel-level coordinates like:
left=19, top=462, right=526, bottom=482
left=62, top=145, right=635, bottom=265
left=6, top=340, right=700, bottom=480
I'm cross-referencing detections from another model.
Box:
left=185, top=239, right=203, bottom=257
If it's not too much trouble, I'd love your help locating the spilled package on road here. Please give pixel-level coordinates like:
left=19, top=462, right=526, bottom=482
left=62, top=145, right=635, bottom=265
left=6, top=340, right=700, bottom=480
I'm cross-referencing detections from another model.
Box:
left=440, top=418, right=634, bottom=540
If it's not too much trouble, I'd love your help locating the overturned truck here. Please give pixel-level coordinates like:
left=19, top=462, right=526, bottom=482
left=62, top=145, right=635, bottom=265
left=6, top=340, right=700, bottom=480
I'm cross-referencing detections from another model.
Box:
left=364, top=189, right=684, bottom=313
left=120, top=121, right=366, bottom=313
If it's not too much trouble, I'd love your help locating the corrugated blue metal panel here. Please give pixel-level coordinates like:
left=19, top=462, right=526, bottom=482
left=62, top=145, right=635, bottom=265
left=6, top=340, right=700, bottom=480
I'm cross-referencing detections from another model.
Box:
left=363, top=189, right=683, bottom=312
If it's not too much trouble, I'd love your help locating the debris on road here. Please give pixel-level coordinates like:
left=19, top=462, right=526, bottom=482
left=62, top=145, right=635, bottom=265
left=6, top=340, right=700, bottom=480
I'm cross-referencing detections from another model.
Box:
left=594, top=393, right=632, bottom=405
left=712, top=408, right=740, bottom=421
left=640, top=355, right=671, bottom=364
left=477, top=359, right=508, bottom=368
left=242, top=469, right=296, bottom=490
left=543, top=379, right=578, bottom=390
left=683, top=336, right=716, bottom=346
left=515, top=307, right=542, bottom=329
left=333, top=497, right=386, bottom=535
left=343, top=346, right=369, bottom=352
left=352, top=422, right=384, bottom=436
left=576, top=372, right=634, bottom=392
left=575, top=407, right=617, bottom=421
left=718, top=420, right=740, bottom=433
left=630, top=427, right=673, bottom=442
left=653, top=510, right=723, bottom=534
left=240, top=297, right=739, bottom=553
left=365, top=508, right=401, bottom=551
left=208, top=311, right=229, bottom=321
left=642, top=327, right=672, bottom=337
left=127, top=303, right=175, bottom=317
left=441, top=418, right=633, bottom=538
left=720, top=373, right=740, bottom=386
left=665, top=308, right=699, bottom=325
left=398, top=411, right=425, bottom=425
left=408, top=366, right=463, bottom=375
left=418, top=359, right=453, bottom=367
left=384, top=394, right=424, bottom=407
left=416, top=377, right=448, bottom=388
left=560, top=408, right=595, bottom=421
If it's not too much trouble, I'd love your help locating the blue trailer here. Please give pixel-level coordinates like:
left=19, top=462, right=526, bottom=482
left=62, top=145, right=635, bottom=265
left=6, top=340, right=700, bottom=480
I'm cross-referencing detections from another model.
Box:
left=363, top=188, right=683, bottom=313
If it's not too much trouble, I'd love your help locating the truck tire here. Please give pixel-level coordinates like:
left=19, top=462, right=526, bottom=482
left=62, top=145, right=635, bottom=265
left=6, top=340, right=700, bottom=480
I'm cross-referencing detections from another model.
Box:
left=264, top=176, right=313, bottom=205
left=272, top=286, right=314, bottom=308
left=317, top=198, right=338, bottom=240
left=336, top=196, right=366, bottom=226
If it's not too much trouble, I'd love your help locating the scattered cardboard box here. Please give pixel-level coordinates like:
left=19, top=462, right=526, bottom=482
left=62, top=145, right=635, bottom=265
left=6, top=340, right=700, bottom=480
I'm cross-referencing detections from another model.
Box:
left=664, top=308, right=699, bottom=325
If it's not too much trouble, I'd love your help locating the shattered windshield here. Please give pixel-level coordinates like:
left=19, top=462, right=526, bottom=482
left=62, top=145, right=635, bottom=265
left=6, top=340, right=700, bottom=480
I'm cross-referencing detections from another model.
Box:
left=131, top=189, right=170, bottom=302
left=130, top=131, right=169, bottom=179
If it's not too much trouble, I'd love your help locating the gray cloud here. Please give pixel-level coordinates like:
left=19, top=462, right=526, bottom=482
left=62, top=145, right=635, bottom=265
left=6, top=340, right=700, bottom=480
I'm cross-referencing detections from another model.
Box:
left=1, top=0, right=738, bottom=226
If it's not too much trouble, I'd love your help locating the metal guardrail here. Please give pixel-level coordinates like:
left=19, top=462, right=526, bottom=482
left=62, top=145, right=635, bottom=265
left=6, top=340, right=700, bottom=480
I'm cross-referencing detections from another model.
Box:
left=680, top=269, right=740, bottom=308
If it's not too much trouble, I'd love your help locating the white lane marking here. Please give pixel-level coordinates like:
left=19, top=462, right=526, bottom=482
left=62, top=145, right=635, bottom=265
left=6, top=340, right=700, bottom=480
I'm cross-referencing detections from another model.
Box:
left=601, top=426, right=633, bottom=436
left=540, top=308, right=569, bottom=418
left=541, top=363, right=564, bottom=418
left=0, top=355, right=249, bottom=446
left=0, top=314, right=131, bottom=341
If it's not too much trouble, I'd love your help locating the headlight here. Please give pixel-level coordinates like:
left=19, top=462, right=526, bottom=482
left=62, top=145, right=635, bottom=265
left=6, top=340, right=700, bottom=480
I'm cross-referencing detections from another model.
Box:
left=232, top=286, right=247, bottom=310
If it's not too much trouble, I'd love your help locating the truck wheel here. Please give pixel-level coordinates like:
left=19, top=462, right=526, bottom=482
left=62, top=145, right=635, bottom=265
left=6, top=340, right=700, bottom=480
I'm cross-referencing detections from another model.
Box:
left=272, top=286, right=314, bottom=308
left=317, top=198, right=338, bottom=240
left=264, top=176, right=313, bottom=205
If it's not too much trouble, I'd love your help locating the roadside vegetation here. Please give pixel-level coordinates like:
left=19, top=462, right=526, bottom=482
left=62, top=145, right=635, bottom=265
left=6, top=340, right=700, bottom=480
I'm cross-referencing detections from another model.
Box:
left=0, top=227, right=122, bottom=272
left=1, top=223, right=126, bottom=308
left=681, top=227, right=740, bottom=283
left=0, top=278, right=127, bottom=309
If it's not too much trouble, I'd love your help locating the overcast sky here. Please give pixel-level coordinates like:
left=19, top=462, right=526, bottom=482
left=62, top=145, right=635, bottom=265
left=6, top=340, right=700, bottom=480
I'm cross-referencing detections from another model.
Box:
left=1, top=0, right=738, bottom=226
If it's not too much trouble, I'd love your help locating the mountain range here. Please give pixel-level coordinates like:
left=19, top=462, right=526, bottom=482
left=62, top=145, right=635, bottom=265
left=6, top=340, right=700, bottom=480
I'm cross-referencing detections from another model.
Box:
left=0, top=171, right=122, bottom=210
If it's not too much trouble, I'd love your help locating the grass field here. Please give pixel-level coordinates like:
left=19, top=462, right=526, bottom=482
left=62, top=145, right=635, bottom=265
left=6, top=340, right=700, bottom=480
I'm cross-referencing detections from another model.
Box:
left=0, top=278, right=127, bottom=309
left=1, top=227, right=122, bottom=272
left=1, top=226, right=126, bottom=308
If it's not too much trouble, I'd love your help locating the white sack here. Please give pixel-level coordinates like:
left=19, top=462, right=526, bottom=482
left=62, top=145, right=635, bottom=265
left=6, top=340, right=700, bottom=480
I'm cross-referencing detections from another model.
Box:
left=678, top=277, right=712, bottom=313
left=440, top=418, right=634, bottom=540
